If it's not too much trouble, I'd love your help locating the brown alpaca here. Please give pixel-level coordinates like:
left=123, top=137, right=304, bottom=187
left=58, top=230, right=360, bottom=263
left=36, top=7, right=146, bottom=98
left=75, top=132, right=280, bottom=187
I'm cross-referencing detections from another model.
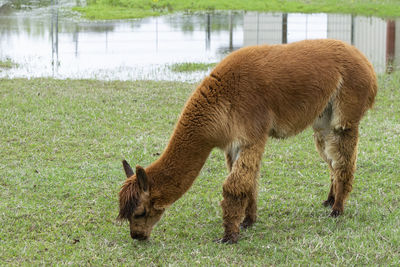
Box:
left=118, top=39, right=378, bottom=243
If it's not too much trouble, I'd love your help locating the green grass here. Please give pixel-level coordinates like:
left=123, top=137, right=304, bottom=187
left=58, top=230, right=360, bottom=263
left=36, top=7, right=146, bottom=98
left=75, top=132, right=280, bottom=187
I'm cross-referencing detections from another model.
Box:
left=169, top=62, right=217, bottom=73
left=0, top=58, right=18, bottom=70
left=9, top=0, right=52, bottom=10
left=0, top=74, right=399, bottom=265
left=74, top=0, right=400, bottom=20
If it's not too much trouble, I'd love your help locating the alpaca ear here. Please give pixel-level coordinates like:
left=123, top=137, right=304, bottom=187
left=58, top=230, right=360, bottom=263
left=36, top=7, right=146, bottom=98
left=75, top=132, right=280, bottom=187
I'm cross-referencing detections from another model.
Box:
left=136, top=165, right=149, bottom=192
left=122, top=160, right=134, bottom=178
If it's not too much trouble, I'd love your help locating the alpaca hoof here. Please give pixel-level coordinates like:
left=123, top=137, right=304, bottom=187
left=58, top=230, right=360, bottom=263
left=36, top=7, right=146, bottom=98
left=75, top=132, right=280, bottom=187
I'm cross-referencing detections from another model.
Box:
left=323, top=197, right=335, bottom=207
left=215, top=233, right=238, bottom=244
left=240, top=218, right=255, bottom=229
left=330, top=209, right=342, bottom=217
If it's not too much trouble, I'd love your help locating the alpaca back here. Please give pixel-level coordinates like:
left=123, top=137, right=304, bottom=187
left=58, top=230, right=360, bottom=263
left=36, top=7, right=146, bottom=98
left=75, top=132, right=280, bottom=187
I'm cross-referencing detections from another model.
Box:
left=180, top=39, right=377, bottom=147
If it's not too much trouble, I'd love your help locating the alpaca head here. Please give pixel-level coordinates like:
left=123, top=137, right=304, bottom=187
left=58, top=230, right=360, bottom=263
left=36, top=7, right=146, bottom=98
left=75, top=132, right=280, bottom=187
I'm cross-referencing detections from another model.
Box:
left=118, top=160, right=165, bottom=241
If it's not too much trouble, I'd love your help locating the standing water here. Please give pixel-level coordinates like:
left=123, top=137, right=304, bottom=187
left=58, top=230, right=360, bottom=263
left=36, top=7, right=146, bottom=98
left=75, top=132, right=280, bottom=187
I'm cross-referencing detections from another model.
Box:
left=0, top=1, right=399, bottom=81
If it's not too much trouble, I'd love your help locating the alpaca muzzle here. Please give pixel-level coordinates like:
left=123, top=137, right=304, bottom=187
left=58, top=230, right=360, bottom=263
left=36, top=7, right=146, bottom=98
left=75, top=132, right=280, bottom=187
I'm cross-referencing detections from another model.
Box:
left=130, top=231, right=149, bottom=241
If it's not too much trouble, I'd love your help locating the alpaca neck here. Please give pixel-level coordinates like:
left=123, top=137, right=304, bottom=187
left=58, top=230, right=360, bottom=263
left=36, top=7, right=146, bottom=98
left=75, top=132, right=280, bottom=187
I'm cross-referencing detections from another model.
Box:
left=148, top=121, right=213, bottom=207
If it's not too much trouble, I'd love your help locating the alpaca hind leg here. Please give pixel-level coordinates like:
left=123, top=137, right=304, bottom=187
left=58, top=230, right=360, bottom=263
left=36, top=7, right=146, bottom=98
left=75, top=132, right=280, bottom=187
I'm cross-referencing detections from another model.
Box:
left=241, top=184, right=257, bottom=229
left=225, top=152, right=233, bottom=172
left=225, top=142, right=241, bottom=172
left=219, top=142, right=265, bottom=243
left=325, top=126, right=359, bottom=217
left=313, top=102, right=336, bottom=207
left=313, top=131, right=335, bottom=207
left=324, top=181, right=336, bottom=207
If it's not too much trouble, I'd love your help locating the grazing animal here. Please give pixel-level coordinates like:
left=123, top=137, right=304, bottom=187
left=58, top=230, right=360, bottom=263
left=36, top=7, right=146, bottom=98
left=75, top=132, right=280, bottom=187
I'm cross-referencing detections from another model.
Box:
left=118, top=39, right=377, bottom=243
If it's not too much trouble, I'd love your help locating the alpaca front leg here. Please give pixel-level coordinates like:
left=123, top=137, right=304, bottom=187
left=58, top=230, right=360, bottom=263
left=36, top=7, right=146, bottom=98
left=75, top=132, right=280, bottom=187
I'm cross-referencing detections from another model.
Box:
left=219, top=190, right=248, bottom=243
left=218, top=143, right=265, bottom=243
left=241, top=190, right=257, bottom=229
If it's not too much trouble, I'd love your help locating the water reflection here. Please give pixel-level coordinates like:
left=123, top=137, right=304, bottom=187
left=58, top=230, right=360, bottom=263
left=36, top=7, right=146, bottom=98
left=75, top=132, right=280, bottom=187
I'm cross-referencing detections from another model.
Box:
left=244, top=12, right=399, bottom=73
left=0, top=3, right=399, bottom=81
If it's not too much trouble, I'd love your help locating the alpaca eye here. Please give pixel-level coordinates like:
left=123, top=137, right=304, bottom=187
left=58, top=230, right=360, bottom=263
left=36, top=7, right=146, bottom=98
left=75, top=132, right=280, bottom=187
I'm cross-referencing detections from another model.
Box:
left=134, top=209, right=146, bottom=218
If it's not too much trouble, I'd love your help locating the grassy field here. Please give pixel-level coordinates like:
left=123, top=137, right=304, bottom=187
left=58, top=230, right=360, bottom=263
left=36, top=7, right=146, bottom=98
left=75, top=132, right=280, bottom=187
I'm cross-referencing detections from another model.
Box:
left=0, top=74, right=399, bottom=265
left=169, top=62, right=217, bottom=73
left=0, top=58, right=18, bottom=70
left=74, top=0, right=400, bottom=20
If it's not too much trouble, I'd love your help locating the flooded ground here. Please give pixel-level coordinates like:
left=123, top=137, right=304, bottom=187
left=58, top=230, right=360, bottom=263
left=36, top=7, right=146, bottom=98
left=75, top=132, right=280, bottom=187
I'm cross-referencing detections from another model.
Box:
left=1, top=1, right=399, bottom=81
